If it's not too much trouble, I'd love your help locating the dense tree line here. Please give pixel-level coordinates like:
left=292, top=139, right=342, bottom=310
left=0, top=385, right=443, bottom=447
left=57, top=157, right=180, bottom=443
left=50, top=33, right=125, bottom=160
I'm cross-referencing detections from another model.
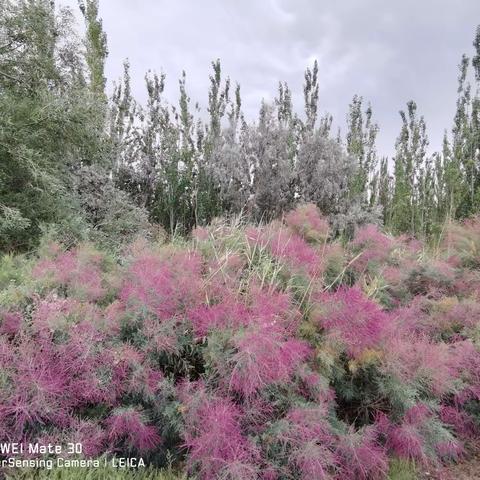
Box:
left=0, top=0, right=149, bottom=251
left=1, top=0, right=480, bottom=252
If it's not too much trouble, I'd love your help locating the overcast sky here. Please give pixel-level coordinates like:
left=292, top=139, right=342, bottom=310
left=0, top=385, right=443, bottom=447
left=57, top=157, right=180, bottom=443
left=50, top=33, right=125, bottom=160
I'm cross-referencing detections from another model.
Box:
left=64, top=0, right=480, bottom=157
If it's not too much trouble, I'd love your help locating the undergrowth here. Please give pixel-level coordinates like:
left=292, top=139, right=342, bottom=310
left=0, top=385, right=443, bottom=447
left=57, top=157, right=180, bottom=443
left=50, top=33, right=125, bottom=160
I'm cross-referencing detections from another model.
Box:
left=1, top=204, right=479, bottom=479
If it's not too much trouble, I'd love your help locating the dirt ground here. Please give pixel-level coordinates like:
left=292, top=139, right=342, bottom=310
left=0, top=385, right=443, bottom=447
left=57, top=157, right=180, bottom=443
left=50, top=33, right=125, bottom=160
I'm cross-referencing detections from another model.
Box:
left=442, top=457, right=480, bottom=479
left=416, top=456, right=480, bottom=480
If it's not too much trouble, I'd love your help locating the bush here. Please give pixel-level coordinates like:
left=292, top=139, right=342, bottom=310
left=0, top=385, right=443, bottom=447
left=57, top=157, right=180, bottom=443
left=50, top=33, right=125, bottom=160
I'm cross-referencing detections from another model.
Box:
left=73, top=166, right=152, bottom=250
left=0, top=205, right=479, bottom=479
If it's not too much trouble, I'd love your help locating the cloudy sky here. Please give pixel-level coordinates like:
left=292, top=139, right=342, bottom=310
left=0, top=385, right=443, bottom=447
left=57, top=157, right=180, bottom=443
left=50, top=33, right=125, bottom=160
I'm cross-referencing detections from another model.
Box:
left=64, top=0, right=480, bottom=157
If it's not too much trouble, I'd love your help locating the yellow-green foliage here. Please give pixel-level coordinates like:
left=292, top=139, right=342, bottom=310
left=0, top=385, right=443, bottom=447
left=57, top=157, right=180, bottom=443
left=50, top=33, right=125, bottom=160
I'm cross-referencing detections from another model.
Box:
left=0, top=253, right=33, bottom=307
left=387, top=459, right=418, bottom=480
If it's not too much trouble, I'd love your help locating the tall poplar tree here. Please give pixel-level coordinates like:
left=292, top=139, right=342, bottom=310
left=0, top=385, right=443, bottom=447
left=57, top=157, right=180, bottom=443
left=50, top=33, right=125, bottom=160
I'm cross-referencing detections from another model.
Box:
left=390, top=101, right=428, bottom=235
left=346, top=95, right=379, bottom=205
left=78, top=0, right=107, bottom=96
left=303, top=60, right=319, bottom=132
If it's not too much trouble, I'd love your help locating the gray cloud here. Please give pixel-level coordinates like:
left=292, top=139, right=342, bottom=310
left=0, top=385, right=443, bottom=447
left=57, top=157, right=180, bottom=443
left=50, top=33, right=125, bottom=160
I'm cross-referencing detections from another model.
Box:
left=63, top=0, right=480, bottom=157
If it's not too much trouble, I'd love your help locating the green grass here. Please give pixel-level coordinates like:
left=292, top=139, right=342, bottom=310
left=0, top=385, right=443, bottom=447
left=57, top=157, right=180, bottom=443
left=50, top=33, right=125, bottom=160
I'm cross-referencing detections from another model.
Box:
left=6, top=464, right=187, bottom=480
left=388, top=458, right=418, bottom=480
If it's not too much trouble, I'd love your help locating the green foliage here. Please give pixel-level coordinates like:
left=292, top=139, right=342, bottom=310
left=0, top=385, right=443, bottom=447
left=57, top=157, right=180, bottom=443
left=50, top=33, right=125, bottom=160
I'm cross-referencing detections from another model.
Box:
left=0, top=252, right=30, bottom=290
left=347, top=95, right=379, bottom=206
left=387, top=458, right=418, bottom=480
left=0, top=0, right=109, bottom=252
left=0, top=206, right=31, bottom=246
left=111, top=65, right=220, bottom=236
left=389, top=101, right=429, bottom=235
left=79, top=0, right=108, bottom=96
left=380, top=25, right=480, bottom=238
left=7, top=464, right=186, bottom=480
left=0, top=0, right=480, bottom=260
left=73, top=165, right=152, bottom=250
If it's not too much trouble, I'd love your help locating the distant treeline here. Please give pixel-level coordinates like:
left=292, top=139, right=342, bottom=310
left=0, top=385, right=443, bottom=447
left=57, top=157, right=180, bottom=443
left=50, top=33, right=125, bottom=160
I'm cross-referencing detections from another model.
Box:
left=1, top=0, right=480, bottom=252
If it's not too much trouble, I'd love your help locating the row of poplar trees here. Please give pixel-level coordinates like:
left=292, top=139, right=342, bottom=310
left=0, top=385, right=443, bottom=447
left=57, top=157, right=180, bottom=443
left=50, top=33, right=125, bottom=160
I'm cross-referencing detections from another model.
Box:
left=1, top=0, right=480, bottom=253
left=385, top=34, right=480, bottom=237
left=109, top=21, right=480, bottom=239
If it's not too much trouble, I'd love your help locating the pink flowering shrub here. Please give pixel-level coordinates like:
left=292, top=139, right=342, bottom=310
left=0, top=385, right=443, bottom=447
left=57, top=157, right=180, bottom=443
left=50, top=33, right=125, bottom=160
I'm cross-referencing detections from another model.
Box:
left=336, top=426, right=388, bottom=479
left=66, top=419, right=107, bottom=458
left=106, top=408, right=161, bottom=453
left=183, top=396, right=260, bottom=479
left=284, top=203, right=330, bottom=243
left=1, top=204, right=480, bottom=477
left=33, top=244, right=107, bottom=301
left=379, top=404, right=464, bottom=465
left=188, top=299, right=249, bottom=337
left=443, top=216, right=480, bottom=268
left=246, top=225, right=324, bottom=277
left=351, top=224, right=394, bottom=273
left=120, top=248, right=203, bottom=320
left=0, top=309, right=22, bottom=335
left=314, top=287, right=390, bottom=358
left=439, top=406, right=478, bottom=440
left=228, top=325, right=310, bottom=397
left=279, top=405, right=338, bottom=479
left=380, top=335, right=458, bottom=396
